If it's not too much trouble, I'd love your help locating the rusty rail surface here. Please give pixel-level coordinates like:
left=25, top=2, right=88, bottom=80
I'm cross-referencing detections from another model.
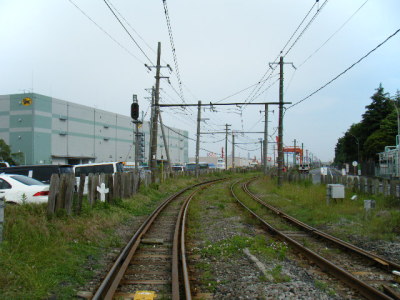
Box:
left=92, top=178, right=224, bottom=300
left=231, top=179, right=394, bottom=300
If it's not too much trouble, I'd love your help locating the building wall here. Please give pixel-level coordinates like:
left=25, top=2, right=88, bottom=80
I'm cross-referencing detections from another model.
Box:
left=0, top=93, right=189, bottom=165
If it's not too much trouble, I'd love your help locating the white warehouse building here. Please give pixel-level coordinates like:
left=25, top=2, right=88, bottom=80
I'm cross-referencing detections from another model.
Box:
left=0, top=93, right=189, bottom=165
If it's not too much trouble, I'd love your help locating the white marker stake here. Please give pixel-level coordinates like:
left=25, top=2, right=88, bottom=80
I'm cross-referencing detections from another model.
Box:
left=97, top=183, right=109, bottom=202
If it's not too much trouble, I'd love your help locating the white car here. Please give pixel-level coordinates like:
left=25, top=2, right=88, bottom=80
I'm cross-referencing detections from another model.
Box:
left=0, top=174, right=50, bottom=204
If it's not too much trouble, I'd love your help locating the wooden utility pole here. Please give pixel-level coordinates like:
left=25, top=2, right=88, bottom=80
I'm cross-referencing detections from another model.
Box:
left=225, top=124, right=231, bottom=170
left=195, top=101, right=201, bottom=177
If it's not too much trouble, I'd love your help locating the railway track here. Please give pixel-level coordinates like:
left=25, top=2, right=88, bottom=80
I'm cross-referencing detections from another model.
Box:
left=231, top=178, right=400, bottom=300
left=92, top=178, right=224, bottom=300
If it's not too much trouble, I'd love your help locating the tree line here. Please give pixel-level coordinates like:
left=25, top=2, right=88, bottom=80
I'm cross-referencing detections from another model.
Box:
left=334, top=84, right=400, bottom=166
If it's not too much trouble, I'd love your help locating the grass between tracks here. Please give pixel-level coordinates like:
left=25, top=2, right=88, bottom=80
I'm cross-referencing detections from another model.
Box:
left=249, top=176, right=400, bottom=241
left=0, top=174, right=212, bottom=299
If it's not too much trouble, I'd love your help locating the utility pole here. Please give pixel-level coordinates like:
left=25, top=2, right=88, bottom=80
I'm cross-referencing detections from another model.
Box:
left=146, top=42, right=172, bottom=183
left=148, top=87, right=155, bottom=168
left=278, top=56, right=284, bottom=186
left=270, top=56, right=295, bottom=187
left=195, top=101, right=201, bottom=177
left=159, top=112, right=171, bottom=174
left=150, top=43, right=162, bottom=182
left=259, top=139, right=263, bottom=166
left=225, top=124, right=231, bottom=170
left=263, top=104, right=268, bottom=175
left=293, top=139, right=297, bottom=167
left=232, top=132, right=235, bottom=169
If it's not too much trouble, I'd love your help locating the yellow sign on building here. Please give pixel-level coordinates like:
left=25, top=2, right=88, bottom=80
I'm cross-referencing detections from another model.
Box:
left=22, top=97, right=32, bottom=106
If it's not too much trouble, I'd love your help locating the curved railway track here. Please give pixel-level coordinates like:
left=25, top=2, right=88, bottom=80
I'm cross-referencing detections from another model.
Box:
left=92, top=178, right=224, bottom=300
left=231, top=178, right=400, bottom=300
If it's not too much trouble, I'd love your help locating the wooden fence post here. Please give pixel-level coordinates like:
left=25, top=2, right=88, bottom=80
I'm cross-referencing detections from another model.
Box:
left=64, top=174, right=75, bottom=215
left=47, top=174, right=60, bottom=216
left=75, top=174, right=85, bottom=214
left=87, top=174, right=94, bottom=205
left=359, top=177, right=365, bottom=194
left=113, top=173, right=121, bottom=199
left=0, top=196, right=4, bottom=243
left=56, top=174, right=67, bottom=212
left=93, top=174, right=99, bottom=203
left=390, top=180, right=397, bottom=198
left=106, top=174, right=113, bottom=203
left=383, top=180, right=388, bottom=196
left=353, top=177, right=359, bottom=193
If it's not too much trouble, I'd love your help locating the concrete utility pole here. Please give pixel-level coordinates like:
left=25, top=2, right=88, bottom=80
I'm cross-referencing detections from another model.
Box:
left=278, top=57, right=284, bottom=186
left=270, top=56, right=295, bottom=187
left=232, top=132, right=235, bottom=169
left=263, top=104, right=269, bottom=175
left=293, top=139, right=297, bottom=167
left=259, top=139, right=263, bottom=166
left=225, top=124, right=231, bottom=170
left=195, top=101, right=201, bottom=177
left=147, top=87, right=155, bottom=168
left=158, top=112, right=171, bottom=173
left=149, top=43, right=162, bottom=182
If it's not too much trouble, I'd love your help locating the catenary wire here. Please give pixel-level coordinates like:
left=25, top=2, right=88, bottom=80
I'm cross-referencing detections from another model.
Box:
left=67, top=0, right=144, bottom=64
left=283, top=0, right=329, bottom=57
left=102, top=0, right=154, bottom=64
left=287, top=27, right=400, bottom=110
left=162, top=0, right=186, bottom=104
left=298, top=0, right=370, bottom=69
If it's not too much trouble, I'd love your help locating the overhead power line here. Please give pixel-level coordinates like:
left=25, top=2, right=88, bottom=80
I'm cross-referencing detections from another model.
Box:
left=106, top=0, right=157, bottom=56
left=287, top=28, right=400, bottom=110
left=68, top=0, right=144, bottom=64
left=298, top=0, right=370, bottom=69
left=284, top=0, right=329, bottom=57
left=102, top=0, right=154, bottom=64
left=241, top=0, right=325, bottom=105
left=162, top=0, right=186, bottom=104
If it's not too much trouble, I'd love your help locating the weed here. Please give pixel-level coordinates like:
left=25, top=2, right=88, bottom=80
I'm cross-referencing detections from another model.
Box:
left=268, top=265, right=290, bottom=283
left=314, top=279, right=335, bottom=295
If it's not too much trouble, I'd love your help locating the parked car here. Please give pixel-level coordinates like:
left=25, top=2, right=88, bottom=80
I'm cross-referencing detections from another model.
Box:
left=0, top=162, right=10, bottom=168
left=0, top=164, right=74, bottom=184
left=0, top=174, right=49, bottom=204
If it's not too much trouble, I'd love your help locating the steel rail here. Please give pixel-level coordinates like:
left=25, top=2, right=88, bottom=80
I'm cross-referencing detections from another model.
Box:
left=180, top=182, right=216, bottom=300
left=93, top=178, right=224, bottom=299
left=243, top=179, right=400, bottom=272
left=230, top=180, right=393, bottom=300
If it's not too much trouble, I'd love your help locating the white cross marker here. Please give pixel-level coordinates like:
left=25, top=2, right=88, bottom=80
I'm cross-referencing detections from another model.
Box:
left=97, top=183, right=109, bottom=202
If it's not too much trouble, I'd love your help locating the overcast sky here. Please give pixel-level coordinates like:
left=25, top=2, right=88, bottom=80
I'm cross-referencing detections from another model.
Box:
left=1, top=0, right=399, bottom=162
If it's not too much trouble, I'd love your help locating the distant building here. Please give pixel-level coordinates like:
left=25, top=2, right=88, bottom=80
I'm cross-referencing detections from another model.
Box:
left=189, top=156, right=252, bottom=168
left=0, top=93, right=188, bottom=165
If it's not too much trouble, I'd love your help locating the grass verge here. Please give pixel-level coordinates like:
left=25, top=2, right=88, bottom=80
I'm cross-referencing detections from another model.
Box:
left=0, top=176, right=199, bottom=299
left=249, top=176, right=400, bottom=241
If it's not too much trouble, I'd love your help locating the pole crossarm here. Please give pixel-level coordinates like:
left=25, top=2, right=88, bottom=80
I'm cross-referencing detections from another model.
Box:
left=200, top=131, right=264, bottom=134
left=158, top=102, right=291, bottom=107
